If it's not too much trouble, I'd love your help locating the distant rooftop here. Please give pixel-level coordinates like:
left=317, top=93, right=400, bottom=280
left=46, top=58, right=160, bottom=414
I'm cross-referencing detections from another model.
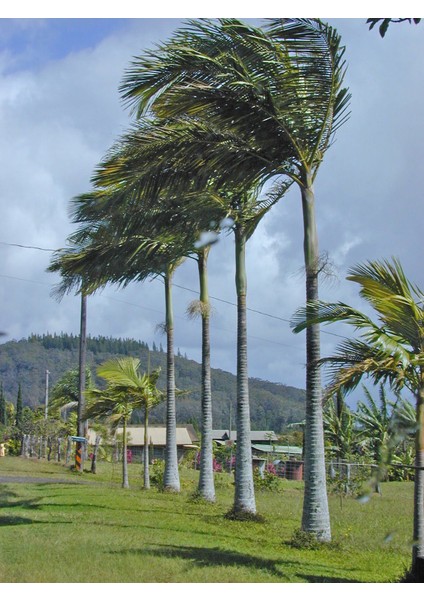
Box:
left=211, top=430, right=278, bottom=442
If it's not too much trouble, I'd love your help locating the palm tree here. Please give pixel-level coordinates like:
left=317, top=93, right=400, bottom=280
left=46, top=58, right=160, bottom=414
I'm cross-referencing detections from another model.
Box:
left=187, top=245, right=215, bottom=501
left=356, top=384, right=400, bottom=472
left=91, top=355, right=165, bottom=489
left=58, top=121, right=247, bottom=504
left=120, top=18, right=350, bottom=537
left=77, top=292, right=88, bottom=470
left=140, top=364, right=165, bottom=489
left=49, top=367, right=92, bottom=417
left=77, top=121, right=239, bottom=502
left=323, top=394, right=358, bottom=463
left=291, top=257, right=424, bottom=581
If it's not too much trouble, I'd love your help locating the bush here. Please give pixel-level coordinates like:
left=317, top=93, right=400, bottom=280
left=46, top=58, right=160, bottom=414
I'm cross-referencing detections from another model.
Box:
left=287, top=528, right=341, bottom=550
left=253, top=464, right=282, bottom=492
left=149, top=459, right=165, bottom=490
left=225, top=508, right=266, bottom=523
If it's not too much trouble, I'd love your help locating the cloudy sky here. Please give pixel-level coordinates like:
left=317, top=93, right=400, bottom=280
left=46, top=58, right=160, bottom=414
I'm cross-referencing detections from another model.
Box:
left=0, top=12, right=422, bottom=405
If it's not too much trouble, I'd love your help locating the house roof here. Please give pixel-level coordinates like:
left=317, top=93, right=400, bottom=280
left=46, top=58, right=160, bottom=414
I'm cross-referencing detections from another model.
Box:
left=251, top=444, right=303, bottom=456
left=87, top=426, right=197, bottom=447
left=183, top=423, right=199, bottom=443
left=211, top=430, right=278, bottom=442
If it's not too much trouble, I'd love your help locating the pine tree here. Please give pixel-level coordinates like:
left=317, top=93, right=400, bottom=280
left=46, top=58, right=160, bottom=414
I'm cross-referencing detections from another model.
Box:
left=16, top=383, right=23, bottom=430
left=0, top=383, right=7, bottom=426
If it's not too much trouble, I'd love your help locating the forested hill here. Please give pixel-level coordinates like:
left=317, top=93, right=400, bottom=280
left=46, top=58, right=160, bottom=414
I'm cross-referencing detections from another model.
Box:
left=0, top=333, right=305, bottom=433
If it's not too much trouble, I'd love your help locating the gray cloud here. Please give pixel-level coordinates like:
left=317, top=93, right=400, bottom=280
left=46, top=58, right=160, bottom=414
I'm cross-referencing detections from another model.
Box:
left=0, top=17, right=422, bottom=408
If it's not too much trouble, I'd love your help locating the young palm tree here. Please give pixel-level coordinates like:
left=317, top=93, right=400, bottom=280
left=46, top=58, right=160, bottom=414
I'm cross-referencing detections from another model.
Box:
left=120, top=18, right=350, bottom=537
left=85, top=357, right=163, bottom=488
left=356, top=384, right=400, bottom=470
left=140, top=365, right=165, bottom=489
left=323, top=396, right=358, bottom=462
left=49, top=367, right=92, bottom=415
left=84, top=364, right=136, bottom=489
left=291, top=257, right=424, bottom=581
left=92, top=356, right=165, bottom=489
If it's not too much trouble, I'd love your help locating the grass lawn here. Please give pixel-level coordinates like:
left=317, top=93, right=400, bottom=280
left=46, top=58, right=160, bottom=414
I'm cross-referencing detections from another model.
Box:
left=0, top=456, right=414, bottom=583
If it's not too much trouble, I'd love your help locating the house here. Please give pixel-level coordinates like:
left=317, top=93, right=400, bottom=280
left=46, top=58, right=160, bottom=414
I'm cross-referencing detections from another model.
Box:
left=87, top=425, right=199, bottom=462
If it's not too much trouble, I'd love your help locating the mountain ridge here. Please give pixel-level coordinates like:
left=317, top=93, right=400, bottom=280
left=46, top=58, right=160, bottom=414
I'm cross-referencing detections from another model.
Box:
left=0, top=333, right=305, bottom=432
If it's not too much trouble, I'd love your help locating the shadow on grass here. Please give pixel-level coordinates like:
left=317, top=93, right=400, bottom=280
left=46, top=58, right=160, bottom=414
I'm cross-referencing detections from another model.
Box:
left=0, top=489, right=41, bottom=510
left=300, top=573, right=362, bottom=583
left=109, top=543, right=363, bottom=582
left=0, top=515, right=37, bottom=526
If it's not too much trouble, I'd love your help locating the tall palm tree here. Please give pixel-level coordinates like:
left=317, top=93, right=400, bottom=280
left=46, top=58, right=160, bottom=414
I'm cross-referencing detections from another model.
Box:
left=63, top=124, right=253, bottom=505
left=120, top=18, right=350, bottom=537
left=50, top=271, right=89, bottom=471
left=291, top=257, right=424, bottom=581
left=187, top=245, right=215, bottom=502
left=76, top=292, right=88, bottom=470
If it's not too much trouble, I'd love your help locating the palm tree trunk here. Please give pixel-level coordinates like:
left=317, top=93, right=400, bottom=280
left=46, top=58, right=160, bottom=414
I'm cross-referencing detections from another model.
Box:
left=163, top=267, right=181, bottom=492
left=122, top=417, right=129, bottom=489
left=233, top=225, right=256, bottom=515
left=143, top=405, right=150, bottom=489
left=197, top=247, right=215, bottom=502
left=412, top=378, right=424, bottom=580
left=76, top=292, right=87, bottom=471
left=300, top=174, right=331, bottom=541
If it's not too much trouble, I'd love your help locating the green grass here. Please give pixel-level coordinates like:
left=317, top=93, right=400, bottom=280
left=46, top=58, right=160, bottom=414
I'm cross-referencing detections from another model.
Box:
left=0, top=456, right=413, bottom=582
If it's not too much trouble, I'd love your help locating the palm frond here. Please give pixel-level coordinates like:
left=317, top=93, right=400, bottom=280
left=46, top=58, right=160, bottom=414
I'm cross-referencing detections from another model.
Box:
left=120, top=18, right=350, bottom=180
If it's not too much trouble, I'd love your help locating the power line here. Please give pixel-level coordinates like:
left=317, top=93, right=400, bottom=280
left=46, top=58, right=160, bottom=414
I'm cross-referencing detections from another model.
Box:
left=172, top=282, right=346, bottom=340
left=0, top=241, right=346, bottom=341
left=0, top=241, right=56, bottom=252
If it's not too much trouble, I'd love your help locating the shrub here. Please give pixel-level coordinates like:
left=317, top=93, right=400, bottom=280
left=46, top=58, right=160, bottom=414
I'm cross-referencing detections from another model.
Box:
left=289, top=528, right=322, bottom=550
left=253, top=464, right=282, bottom=492
left=149, top=459, right=165, bottom=490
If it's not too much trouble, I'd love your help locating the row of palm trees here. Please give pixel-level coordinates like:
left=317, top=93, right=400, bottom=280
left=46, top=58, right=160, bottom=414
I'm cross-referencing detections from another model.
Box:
left=49, top=18, right=350, bottom=537
left=50, top=19, right=349, bottom=540
left=46, top=18, right=424, bottom=581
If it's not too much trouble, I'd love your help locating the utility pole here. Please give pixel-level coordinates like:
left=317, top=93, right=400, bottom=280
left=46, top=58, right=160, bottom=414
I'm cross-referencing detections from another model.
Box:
left=44, top=369, right=50, bottom=420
